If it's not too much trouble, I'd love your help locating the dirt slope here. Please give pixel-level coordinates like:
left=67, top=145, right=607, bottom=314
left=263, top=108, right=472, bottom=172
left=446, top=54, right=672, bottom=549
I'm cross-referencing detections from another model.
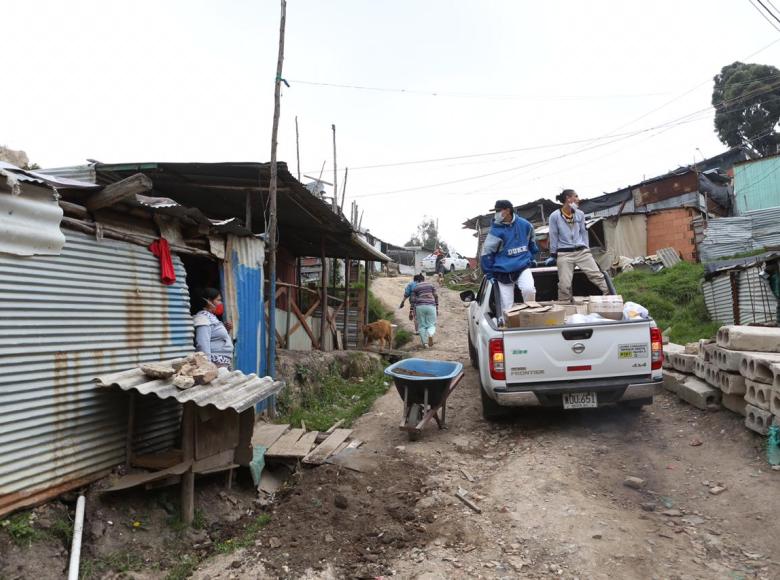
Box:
left=195, top=275, right=780, bottom=579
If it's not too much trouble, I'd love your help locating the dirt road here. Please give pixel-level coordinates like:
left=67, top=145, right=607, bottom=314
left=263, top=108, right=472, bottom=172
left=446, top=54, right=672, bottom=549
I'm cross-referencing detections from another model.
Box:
left=197, top=276, right=780, bottom=579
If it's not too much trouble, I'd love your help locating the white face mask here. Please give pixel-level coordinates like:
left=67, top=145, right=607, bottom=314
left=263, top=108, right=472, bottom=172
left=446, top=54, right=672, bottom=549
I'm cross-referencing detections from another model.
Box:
left=495, top=211, right=503, bottom=221
left=570, top=202, right=578, bottom=210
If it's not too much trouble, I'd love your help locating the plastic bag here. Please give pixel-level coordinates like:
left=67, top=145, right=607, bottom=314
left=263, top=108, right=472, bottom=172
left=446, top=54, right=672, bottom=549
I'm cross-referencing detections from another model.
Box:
left=565, top=313, right=618, bottom=325
left=623, top=301, right=649, bottom=320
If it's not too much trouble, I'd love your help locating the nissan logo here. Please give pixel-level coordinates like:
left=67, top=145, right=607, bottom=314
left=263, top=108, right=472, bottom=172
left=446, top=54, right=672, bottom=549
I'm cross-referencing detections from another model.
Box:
left=572, top=343, right=585, bottom=354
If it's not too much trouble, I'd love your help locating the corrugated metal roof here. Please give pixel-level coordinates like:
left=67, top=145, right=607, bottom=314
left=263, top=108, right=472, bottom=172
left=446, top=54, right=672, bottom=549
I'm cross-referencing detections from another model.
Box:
left=0, top=187, right=66, bottom=256
left=698, top=216, right=755, bottom=262
left=0, top=230, right=192, bottom=516
left=95, top=362, right=283, bottom=413
left=0, top=161, right=100, bottom=191
left=745, top=206, right=780, bottom=248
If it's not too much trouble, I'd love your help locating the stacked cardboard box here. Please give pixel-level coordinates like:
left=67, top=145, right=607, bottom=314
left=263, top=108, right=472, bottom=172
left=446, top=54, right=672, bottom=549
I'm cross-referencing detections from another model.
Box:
left=663, top=325, right=780, bottom=435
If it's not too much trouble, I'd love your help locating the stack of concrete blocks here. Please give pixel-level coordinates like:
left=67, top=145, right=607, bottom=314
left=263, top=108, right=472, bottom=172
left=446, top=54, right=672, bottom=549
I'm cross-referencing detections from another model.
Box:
left=663, top=325, right=780, bottom=436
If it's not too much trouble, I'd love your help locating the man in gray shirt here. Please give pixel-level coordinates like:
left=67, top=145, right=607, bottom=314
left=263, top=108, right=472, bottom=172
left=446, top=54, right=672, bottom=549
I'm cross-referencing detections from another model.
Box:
left=547, top=189, right=609, bottom=302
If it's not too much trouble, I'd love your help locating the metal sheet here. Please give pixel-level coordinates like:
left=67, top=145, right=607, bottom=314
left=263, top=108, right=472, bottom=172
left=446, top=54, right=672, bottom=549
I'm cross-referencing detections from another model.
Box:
left=702, top=275, right=735, bottom=325
left=736, top=266, right=777, bottom=325
left=745, top=207, right=780, bottom=249
left=734, top=157, right=780, bottom=214
left=0, top=230, right=193, bottom=516
left=95, top=362, right=283, bottom=413
left=0, top=187, right=66, bottom=256
left=698, top=216, right=755, bottom=262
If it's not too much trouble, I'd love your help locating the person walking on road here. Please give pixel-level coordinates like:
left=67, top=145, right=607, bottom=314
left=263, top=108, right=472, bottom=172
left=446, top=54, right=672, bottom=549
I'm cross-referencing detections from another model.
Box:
left=480, top=200, right=538, bottom=322
left=547, top=189, right=609, bottom=302
left=411, top=274, right=438, bottom=348
left=399, top=274, right=422, bottom=334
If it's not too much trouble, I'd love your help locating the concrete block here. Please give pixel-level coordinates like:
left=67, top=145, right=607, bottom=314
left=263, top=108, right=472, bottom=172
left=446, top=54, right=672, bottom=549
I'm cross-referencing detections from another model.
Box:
left=699, top=340, right=717, bottom=362
left=739, top=353, right=780, bottom=384
left=703, top=364, right=722, bottom=390
left=714, top=370, right=746, bottom=395
left=769, top=387, right=780, bottom=416
left=662, top=370, right=688, bottom=395
left=717, top=325, right=780, bottom=352
left=772, top=363, right=780, bottom=390
left=677, top=376, right=721, bottom=411
left=670, top=352, right=696, bottom=374
left=711, top=346, right=743, bottom=372
left=722, top=393, right=747, bottom=417
left=693, top=359, right=717, bottom=382
left=744, top=404, right=774, bottom=435
left=744, top=379, right=772, bottom=410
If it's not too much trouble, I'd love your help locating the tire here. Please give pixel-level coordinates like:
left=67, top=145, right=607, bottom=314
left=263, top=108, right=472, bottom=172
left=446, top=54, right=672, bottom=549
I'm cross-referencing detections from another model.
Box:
left=450, top=264, right=455, bottom=272
left=481, top=384, right=509, bottom=420
left=468, top=333, right=478, bottom=369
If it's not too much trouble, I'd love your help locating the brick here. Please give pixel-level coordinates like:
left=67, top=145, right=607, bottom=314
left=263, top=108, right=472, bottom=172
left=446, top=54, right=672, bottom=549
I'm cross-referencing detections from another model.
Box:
left=711, top=346, right=742, bottom=372
left=744, top=379, right=772, bottom=410
left=717, top=325, right=780, bottom=352
left=769, top=387, right=780, bottom=416
left=745, top=404, right=773, bottom=435
left=722, top=393, right=747, bottom=417
left=739, top=353, right=780, bottom=384
left=715, top=370, right=746, bottom=395
left=677, top=376, right=721, bottom=411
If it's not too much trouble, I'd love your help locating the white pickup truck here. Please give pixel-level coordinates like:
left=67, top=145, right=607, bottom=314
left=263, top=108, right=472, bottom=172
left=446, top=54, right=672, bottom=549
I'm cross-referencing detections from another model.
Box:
left=460, top=267, right=663, bottom=419
left=422, top=251, right=470, bottom=273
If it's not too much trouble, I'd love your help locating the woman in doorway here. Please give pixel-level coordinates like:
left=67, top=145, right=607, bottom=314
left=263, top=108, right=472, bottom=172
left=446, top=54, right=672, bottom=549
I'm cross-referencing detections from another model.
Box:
left=193, top=288, right=234, bottom=368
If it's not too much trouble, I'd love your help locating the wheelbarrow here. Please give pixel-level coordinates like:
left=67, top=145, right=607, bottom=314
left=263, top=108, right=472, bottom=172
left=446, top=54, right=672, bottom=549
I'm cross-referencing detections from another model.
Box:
left=384, top=358, right=464, bottom=441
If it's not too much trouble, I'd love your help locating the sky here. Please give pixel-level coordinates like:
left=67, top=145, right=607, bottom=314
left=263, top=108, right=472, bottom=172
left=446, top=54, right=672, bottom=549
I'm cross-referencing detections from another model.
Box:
left=4, top=0, right=780, bottom=256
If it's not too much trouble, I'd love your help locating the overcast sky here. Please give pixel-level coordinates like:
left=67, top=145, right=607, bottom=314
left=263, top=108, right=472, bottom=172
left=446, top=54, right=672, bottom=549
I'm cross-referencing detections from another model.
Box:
left=5, top=1, right=780, bottom=255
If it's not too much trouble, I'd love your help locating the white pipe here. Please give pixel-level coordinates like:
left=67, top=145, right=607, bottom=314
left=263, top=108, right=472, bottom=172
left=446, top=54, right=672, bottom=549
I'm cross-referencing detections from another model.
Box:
left=67, top=495, right=86, bottom=580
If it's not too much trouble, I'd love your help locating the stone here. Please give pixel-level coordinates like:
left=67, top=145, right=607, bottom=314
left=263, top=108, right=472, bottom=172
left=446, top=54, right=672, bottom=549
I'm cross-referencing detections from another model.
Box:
left=740, top=353, right=780, bottom=384
left=717, top=325, right=780, bottom=352
left=745, top=404, right=773, bottom=435
left=661, top=509, right=683, bottom=517
left=663, top=370, right=687, bottom=395
left=716, top=370, right=746, bottom=395
left=640, top=502, right=657, bottom=512
left=709, top=486, right=726, bottom=495
left=677, top=377, right=721, bottom=411
left=269, top=537, right=282, bottom=548
left=334, top=495, right=349, bottom=509
left=173, top=375, right=195, bottom=390
left=140, top=363, right=176, bottom=379
left=684, top=342, right=700, bottom=355
left=710, top=347, right=744, bottom=372
left=324, top=534, right=334, bottom=543
left=592, top=533, right=603, bottom=540
left=623, top=476, right=645, bottom=489
left=722, top=393, right=747, bottom=417
left=744, top=379, right=772, bottom=410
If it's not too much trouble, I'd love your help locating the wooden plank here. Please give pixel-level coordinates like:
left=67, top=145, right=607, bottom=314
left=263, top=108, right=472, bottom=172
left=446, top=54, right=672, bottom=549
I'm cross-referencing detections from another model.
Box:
left=193, top=449, right=235, bottom=473
left=86, top=173, right=152, bottom=211
left=266, top=429, right=320, bottom=458
left=251, top=423, right=290, bottom=448
left=132, top=449, right=183, bottom=470
left=265, top=428, right=305, bottom=457
left=303, top=429, right=353, bottom=465
left=99, top=461, right=192, bottom=493
left=196, top=409, right=239, bottom=460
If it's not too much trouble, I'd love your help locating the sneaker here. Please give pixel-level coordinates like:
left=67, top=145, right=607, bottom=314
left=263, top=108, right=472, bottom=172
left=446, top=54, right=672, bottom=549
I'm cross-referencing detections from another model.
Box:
left=423, top=344, right=429, bottom=349
left=428, top=336, right=434, bottom=347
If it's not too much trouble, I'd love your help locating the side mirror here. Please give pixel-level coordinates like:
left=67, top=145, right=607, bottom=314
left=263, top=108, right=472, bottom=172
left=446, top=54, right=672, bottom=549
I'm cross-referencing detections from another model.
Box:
left=460, top=290, right=476, bottom=303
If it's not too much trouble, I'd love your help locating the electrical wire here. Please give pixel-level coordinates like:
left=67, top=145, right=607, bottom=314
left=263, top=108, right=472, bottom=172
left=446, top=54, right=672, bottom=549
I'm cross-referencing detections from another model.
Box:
left=747, top=0, right=780, bottom=31
left=756, top=0, right=780, bottom=24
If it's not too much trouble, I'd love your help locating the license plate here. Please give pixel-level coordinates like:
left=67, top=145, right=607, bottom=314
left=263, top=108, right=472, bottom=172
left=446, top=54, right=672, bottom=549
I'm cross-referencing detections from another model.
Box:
left=562, top=392, right=598, bottom=409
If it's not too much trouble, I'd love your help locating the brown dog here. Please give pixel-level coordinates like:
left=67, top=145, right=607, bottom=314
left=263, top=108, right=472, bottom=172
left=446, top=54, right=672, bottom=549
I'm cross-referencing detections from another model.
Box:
left=362, top=319, right=392, bottom=349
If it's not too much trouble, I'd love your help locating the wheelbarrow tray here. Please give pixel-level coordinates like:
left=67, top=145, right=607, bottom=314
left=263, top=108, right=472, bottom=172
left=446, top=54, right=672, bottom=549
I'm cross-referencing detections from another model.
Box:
left=385, top=358, right=463, bottom=407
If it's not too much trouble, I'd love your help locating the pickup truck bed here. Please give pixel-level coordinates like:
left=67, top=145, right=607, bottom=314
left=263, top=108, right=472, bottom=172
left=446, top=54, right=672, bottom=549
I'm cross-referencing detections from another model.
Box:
left=462, top=267, right=664, bottom=419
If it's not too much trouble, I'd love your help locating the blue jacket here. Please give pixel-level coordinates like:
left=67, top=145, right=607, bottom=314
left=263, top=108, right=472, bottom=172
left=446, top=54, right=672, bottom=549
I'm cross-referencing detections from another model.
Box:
left=480, top=213, right=538, bottom=274
left=403, top=281, right=417, bottom=298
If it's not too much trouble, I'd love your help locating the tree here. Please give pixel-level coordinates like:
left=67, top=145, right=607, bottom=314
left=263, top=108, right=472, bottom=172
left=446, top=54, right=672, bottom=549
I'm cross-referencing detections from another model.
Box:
left=712, top=61, right=780, bottom=157
left=404, top=217, right=449, bottom=253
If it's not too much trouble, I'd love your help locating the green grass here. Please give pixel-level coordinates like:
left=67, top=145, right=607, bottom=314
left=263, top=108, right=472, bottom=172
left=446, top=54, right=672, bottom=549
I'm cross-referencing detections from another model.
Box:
left=613, top=261, right=722, bottom=344
left=80, top=550, right=146, bottom=579
left=213, top=513, right=272, bottom=554
left=276, top=369, right=390, bottom=431
left=1, top=511, right=40, bottom=546
left=164, top=554, right=199, bottom=580
left=394, top=328, right=413, bottom=348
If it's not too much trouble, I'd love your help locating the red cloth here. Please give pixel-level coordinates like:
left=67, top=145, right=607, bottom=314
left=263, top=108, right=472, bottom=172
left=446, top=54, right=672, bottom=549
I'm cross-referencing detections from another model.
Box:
left=149, top=238, right=176, bottom=285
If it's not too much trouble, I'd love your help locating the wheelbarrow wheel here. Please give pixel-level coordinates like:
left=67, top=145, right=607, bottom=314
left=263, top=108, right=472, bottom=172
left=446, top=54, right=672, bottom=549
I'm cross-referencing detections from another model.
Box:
left=406, top=403, right=424, bottom=440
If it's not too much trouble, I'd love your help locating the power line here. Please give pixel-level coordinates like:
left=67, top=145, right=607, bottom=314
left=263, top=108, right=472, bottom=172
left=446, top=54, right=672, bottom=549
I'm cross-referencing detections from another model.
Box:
left=747, top=0, right=780, bottom=32
left=286, top=78, right=670, bottom=101
left=756, top=0, right=780, bottom=24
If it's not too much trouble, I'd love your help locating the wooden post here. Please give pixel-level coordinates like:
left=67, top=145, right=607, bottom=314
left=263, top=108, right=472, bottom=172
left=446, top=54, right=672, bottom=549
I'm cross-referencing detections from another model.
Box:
left=343, top=258, right=351, bottom=348
left=331, top=124, right=338, bottom=212
left=86, top=173, right=153, bottom=212
left=267, top=0, right=287, bottom=377
left=180, top=402, right=195, bottom=524
left=320, top=241, right=329, bottom=351
left=245, top=190, right=252, bottom=231
left=125, top=392, right=136, bottom=466
left=364, top=260, right=370, bottom=327
left=295, top=115, right=301, bottom=182
left=340, top=167, right=349, bottom=212
left=284, top=285, right=292, bottom=347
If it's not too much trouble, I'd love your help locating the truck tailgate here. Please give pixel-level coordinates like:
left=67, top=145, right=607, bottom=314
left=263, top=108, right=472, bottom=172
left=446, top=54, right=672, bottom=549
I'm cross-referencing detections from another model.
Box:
left=502, top=320, right=652, bottom=384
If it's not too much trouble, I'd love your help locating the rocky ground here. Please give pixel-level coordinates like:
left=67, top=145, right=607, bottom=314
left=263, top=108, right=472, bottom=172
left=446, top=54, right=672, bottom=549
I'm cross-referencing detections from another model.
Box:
left=192, top=275, right=780, bottom=579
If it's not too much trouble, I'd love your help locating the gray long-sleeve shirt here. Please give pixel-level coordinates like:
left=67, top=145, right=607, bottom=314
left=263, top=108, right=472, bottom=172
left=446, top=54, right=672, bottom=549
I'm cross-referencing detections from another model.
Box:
left=193, top=310, right=234, bottom=358
left=548, top=208, right=589, bottom=254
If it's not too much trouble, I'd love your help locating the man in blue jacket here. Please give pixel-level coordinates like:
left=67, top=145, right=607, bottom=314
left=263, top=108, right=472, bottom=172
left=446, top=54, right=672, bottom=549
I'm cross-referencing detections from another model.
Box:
left=480, top=200, right=538, bottom=322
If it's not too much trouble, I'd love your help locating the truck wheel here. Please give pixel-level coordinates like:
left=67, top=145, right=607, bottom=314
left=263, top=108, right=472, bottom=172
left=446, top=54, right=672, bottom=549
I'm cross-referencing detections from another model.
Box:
left=481, top=385, right=509, bottom=420
left=468, top=334, right=478, bottom=369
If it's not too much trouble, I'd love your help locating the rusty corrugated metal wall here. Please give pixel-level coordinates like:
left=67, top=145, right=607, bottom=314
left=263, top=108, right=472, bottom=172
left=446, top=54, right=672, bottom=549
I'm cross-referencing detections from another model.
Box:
left=0, top=230, right=192, bottom=516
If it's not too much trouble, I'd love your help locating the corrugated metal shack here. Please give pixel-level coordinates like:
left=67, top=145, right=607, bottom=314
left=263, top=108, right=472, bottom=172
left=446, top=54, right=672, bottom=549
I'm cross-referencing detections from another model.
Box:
left=0, top=163, right=264, bottom=517
left=733, top=154, right=780, bottom=214
left=697, top=207, right=780, bottom=262
left=702, top=252, right=780, bottom=325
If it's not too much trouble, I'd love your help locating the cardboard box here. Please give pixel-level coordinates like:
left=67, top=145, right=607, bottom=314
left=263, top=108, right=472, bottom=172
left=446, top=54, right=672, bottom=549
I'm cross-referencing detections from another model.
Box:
left=540, top=301, right=579, bottom=317
left=587, top=295, right=624, bottom=320
left=505, top=303, right=566, bottom=328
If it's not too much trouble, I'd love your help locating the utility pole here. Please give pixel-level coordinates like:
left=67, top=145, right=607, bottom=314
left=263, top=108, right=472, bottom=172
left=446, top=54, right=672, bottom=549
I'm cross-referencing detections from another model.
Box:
left=295, top=115, right=301, bottom=181
left=331, top=124, right=338, bottom=212
left=267, top=0, right=287, bottom=377
left=340, top=167, right=349, bottom=212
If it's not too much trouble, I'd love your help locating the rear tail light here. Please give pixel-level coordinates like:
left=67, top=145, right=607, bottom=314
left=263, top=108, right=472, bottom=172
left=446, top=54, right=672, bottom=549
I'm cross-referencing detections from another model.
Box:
left=650, top=327, right=664, bottom=370
left=489, top=338, right=506, bottom=380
